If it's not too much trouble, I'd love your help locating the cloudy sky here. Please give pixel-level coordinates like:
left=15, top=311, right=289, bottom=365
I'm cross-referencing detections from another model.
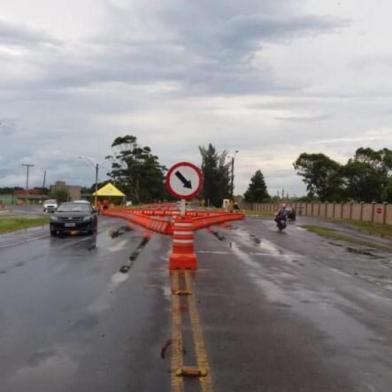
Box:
left=1, top=0, right=392, bottom=196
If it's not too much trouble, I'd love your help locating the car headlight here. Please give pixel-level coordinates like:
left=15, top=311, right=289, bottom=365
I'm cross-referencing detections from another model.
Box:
left=83, top=216, right=93, bottom=222
left=50, top=216, right=58, bottom=221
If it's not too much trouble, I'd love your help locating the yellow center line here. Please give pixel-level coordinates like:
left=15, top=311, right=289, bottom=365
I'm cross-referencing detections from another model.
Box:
left=184, top=271, right=214, bottom=392
left=171, top=271, right=184, bottom=392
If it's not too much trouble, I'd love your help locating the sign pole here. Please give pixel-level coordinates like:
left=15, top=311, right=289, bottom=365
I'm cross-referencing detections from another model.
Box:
left=180, top=199, right=186, bottom=217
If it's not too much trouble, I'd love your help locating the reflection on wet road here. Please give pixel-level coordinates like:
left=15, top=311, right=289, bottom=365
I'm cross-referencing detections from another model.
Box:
left=1, top=215, right=392, bottom=391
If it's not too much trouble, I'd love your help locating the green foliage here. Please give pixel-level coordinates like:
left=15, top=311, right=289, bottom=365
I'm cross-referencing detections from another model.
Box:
left=244, top=170, right=270, bottom=203
left=0, top=216, right=49, bottom=234
left=382, top=179, right=392, bottom=202
left=342, top=147, right=392, bottom=202
left=51, top=188, right=69, bottom=203
left=294, top=147, right=392, bottom=202
left=199, top=144, right=231, bottom=207
left=293, top=153, right=344, bottom=202
left=0, top=187, right=23, bottom=194
left=106, top=135, right=166, bottom=203
left=343, top=160, right=384, bottom=202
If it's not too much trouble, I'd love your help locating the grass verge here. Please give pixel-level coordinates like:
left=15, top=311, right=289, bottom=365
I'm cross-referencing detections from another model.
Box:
left=301, top=225, right=392, bottom=252
left=243, top=209, right=275, bottom=218
left=332, top=219, right=392, bottom=239
left=0, top=216, right=49, bottom=234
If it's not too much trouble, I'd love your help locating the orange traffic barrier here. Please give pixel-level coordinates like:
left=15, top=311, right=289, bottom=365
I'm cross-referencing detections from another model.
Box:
left=103, top=206, right=245, bottom=270
left=102, top=208, right=172, bottom=235
left=169, top=217, right=197, bottom=270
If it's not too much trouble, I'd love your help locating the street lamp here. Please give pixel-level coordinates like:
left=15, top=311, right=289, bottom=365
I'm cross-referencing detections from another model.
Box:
left=21, top=163, right=34, bottom=204
left=230, top=150, right=239, bottom=198
left=78, top=156, right=100, bottom=207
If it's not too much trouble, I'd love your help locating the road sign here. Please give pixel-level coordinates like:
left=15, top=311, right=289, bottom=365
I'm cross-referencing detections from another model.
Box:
left=166, top=162, right=203, bottom=200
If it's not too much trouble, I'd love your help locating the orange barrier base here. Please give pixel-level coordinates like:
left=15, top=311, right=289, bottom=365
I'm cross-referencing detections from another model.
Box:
left=169, top=253, right=197, bottom=270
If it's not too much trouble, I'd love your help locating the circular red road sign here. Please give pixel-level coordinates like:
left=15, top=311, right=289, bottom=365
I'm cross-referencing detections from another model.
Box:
left=166, top=162, right=203, bottom=200
left=376, top=207, right=383, bottom=214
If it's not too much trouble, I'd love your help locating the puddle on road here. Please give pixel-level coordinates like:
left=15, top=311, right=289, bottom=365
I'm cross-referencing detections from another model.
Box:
left=230, top=241, right=380, bottom=354
left=346, top=246, right=379, bottom=258
left=10, top=346, right=78, bottom=390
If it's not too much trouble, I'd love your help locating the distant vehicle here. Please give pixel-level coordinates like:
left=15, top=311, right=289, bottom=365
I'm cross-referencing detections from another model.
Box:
left=50, top=202, right=97, bottom=236
left=43, top=199, right=58, bottom=213
left=287, top=208, right=296, bottom=223
left=73, top=200, right=90, bottom=204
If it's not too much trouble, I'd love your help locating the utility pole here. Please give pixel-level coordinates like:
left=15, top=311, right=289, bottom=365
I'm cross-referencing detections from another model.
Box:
left=42, top=170, right=47, bottom=189
left=22, top=163, right=34, bottom=190
left=22, top=163, right=34, bottom=204
left=78, top=156, right=101, bottom=207
left=95, top=163, right=99, bottom=207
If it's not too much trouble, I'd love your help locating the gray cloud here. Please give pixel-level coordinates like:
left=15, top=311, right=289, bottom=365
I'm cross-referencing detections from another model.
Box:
left=274, top=114, right=331, bottom=122
left=0, top=19, right=60, bottom=47
left=0, top=0, right=369, bottom=197
left=0, top=1, right=345, bottom=96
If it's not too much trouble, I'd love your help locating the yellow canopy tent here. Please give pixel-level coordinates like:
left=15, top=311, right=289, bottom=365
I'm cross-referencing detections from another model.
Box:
left=92, top=183, right=125, bottom=197
left=92, top=183, right=125, bottom=207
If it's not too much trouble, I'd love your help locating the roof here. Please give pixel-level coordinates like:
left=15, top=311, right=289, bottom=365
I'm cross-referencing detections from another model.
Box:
left=92, top=183, right=125, bottom=197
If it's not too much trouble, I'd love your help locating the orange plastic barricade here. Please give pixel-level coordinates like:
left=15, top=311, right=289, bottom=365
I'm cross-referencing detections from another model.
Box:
left=102, top=206, right=245, bottom=270
left=169, top=217, right=197, bottom=270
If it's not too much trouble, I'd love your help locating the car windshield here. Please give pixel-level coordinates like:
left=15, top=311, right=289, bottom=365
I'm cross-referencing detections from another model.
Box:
left=57, top=203, right=90, bottom=212
left=45, top=199, right=57, bottom=204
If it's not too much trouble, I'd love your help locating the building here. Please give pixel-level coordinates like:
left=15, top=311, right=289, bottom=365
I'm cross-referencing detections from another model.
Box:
left=50, top=181, right=82, bottom=201
left=14, top=189, right=47, bottom=205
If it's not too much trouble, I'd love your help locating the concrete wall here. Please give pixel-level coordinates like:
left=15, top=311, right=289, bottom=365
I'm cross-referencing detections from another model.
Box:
left=243, top=201, right=392, bottom=225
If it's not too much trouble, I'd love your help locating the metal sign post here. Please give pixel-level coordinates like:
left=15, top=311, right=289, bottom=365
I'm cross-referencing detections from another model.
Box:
left=180, top=199, right=186, bottom=217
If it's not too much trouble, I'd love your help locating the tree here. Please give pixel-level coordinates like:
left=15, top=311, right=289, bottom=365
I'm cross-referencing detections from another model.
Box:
left=244, top=170, right=270, bottom=202
left=343, top=147, right=392, bottom=202
left=51, top=188, right=69, bottom=203
left=382, top=179, right=392, bottom=202
left=105, top=135, right=166, bottom=203
left=342, top=160, right=384, bottom=202
left=293, top=153, right=344, bottom=201
left=199, top=144, right=231, bottom=207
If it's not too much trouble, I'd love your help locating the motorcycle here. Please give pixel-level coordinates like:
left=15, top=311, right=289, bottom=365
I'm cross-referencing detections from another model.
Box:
left=287, top=208, right=296, bottom=223
left=274, top=211, right=287, bottom=231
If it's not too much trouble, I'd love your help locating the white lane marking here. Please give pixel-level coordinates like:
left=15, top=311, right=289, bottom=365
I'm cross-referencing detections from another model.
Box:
left=108, top=239, right=128, bottom=252
left=89, top=271, right=130, bottom=313
left=250, top=252, right=305, bottom=257
left=197, top=250, right=232, bottom=255
left=111, top=271, right=130, bottom=284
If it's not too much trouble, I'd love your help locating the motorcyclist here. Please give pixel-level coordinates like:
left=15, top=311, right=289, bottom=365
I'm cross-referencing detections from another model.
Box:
left=274, top=203, right=288, bottom=230
left=275, top=203, right=288, bottom=220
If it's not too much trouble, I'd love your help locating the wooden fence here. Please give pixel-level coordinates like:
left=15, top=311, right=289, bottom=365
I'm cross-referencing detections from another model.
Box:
left=242, top=202, right=392, bottom=225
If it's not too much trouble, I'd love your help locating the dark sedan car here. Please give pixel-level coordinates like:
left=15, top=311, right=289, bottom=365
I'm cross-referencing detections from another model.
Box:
left=50, top=202, right=97, bottom=236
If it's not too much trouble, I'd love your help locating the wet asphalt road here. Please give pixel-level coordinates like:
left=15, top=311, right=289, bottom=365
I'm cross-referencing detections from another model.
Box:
left=1, top=216, right=392, bottom=391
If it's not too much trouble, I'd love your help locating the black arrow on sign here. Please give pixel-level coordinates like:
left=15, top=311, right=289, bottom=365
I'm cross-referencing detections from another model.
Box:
left=175, top=171, right=192, bottom=189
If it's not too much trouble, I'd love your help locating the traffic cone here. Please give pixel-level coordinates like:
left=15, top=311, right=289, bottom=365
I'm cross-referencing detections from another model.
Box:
left=169, top=217, right=197, bottom=270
